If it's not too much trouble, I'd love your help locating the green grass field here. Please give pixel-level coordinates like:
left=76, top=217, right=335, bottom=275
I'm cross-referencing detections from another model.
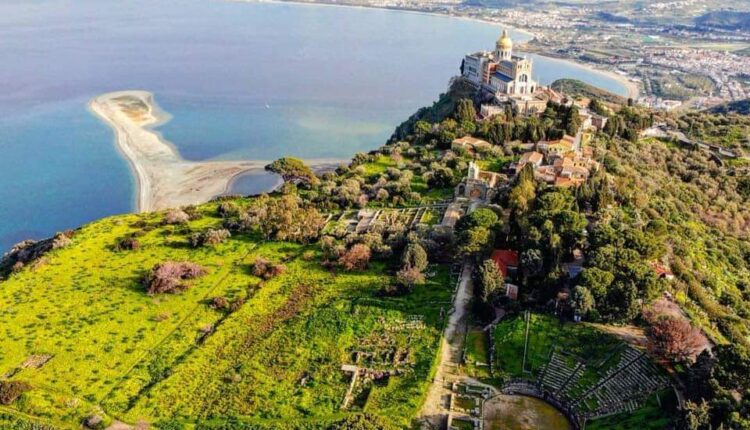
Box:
left=493, top=314, right=621, bottom=380
left=464, top=329, right=491, bottom=380
left=0, top=200, right=452, bottom=429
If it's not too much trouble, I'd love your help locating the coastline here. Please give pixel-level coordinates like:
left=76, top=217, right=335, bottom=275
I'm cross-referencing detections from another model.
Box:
left=232, top=0, right=538, bottom=39
left=232, top=0, right=639, bottom=99
left=89, top=90, right=343, bottom=212
left=526, top=52, right=641, bottom=99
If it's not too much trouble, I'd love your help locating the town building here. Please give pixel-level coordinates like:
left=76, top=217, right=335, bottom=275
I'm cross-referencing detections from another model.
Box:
left=514, top=136, right=599, bottom=188
left=451, top=135, right=491, bottom=155
left=514, top=151, right=544, bottom=172
left=491, top=249, right=519, bottom=279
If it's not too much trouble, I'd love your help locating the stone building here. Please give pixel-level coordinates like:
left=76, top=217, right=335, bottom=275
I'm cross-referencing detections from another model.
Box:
left=455, top=161, right=504, bottom=201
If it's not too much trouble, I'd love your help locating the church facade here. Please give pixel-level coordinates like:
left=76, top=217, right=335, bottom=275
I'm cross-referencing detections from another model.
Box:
left=461, top=29, right=539, bottom=97
left=454, top=161, right=505, bottom=202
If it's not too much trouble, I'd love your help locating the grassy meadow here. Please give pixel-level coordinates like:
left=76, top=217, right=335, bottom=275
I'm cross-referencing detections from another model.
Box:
left=0, top=200, right=453, bottom=428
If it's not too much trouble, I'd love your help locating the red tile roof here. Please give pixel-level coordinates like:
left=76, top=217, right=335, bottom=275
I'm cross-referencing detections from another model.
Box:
left=491, top=249, right=519, bottom=278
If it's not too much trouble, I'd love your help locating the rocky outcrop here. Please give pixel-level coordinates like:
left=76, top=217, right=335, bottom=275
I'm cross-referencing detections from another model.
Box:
left=0, top=230, right=76, bottom=278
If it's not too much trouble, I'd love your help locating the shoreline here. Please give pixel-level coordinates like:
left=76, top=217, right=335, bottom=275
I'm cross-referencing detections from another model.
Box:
left=90, top=90, right=343, bottom=212
left=233, top=0, right=638, bottom=99
left=525, top=51, right=641, bottom=99
left=232, top=0, right=538, bottom=39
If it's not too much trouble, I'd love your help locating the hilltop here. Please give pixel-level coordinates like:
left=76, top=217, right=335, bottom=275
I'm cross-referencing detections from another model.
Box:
left=695, top=10, right=750, bottom=31
left=2, top=78, right=750, bottom=430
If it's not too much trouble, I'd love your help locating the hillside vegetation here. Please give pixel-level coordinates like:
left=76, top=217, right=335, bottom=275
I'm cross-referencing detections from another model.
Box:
left=550, top=79, right=628, bottom=105
left=0, top=199, right=451, bottom=429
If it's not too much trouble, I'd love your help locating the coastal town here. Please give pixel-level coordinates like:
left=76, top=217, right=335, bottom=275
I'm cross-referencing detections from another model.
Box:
left=272, top=0, right=750, bottom=111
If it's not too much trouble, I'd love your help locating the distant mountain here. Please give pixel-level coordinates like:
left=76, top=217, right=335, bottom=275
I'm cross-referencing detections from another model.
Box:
left=550, top=78, right=627, bottom=105
left=695, top=11, right=750, bottom=31
left=708, top=99, right=750, bottom=115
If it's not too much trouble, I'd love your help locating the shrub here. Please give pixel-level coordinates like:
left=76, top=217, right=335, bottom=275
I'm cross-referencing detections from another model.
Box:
left=0, top=381, right=31, bottom=405
left=51, top=231, right=73, bottom=249
left=265, top=264, right=286, bottom=279
left=83, top=414, right=104, bottom=429
left=251, top=257, right=285, bottom=279
left=229, top=296, right=246, bottom=312
left=396, top=266, right=426, bottom=291
left=11, top=261, right=24, bottom=273
left=401, top=243, right=428, bottom=272
left=164, top=209, right=190, bottom=225
left=339, top=244, right=371, bottom=271
left=217, top=202, right=240, bottom=218
left=144, top=262, right=206, bottom=295
left=115, top=237, right=141, bottom=251
left=252, top=257, right=270, bottom=277
left=210, top=296, right=229, bottom=310
left=181, top=205, right=202, bottom=220
left=190, top=228, right=231, bottom=248
left=330, top=413, right=397, bottom=430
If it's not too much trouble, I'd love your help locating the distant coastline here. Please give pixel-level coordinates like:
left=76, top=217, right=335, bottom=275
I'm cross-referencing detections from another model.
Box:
left=89, top=91, right=341, bottom=212
left=233, top=0, right=639, bottom=99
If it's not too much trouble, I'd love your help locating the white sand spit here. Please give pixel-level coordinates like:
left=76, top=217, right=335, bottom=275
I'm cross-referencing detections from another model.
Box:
left=90, top=91, right=341, bottom=212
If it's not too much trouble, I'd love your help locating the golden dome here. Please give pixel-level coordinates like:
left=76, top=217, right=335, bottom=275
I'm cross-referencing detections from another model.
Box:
left=497, top=29, right=513, bottom=50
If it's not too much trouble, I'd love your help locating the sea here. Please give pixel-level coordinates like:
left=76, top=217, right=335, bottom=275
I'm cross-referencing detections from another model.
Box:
left=0, top=0, right=630, bottom=252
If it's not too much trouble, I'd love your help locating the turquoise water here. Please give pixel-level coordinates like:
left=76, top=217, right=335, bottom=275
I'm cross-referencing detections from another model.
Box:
left=0, top=0, right=628, bottom=251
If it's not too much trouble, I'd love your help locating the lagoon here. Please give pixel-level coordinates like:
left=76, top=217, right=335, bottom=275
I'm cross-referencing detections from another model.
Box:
left=0, top=0, right=628, bottom=251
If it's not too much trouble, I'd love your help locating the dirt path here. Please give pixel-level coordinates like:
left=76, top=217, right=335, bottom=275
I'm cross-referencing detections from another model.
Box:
left=417, top=262, right=474, bottom=429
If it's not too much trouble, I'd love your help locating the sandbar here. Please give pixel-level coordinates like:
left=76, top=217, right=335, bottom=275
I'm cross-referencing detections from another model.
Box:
left=90, top=91, right=341, bottom=212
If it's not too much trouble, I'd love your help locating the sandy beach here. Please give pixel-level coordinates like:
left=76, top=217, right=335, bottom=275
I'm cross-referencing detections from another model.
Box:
left=90, top=91, right=340, bottom=212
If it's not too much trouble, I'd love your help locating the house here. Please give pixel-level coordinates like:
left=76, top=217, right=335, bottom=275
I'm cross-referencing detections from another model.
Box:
left=480, top=104, right=505, bottom=119
left=540, top=138, right=574, bottom=159
left=590, top=112, right=608, bottom=130
left=509, top=94, right=548, bottom=115
left=554, top=176, right=586, bottom=187
left=534, top=165, right=557, bottom=183
left=579, top=111, right=593, bottom=130
left=651, top=262, right=675, bottom=281
left=513, top=151, right=544, bottom=173
left=452, top=136, right=491, bottom=154
left=491, top=249, right=519, bottom=279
